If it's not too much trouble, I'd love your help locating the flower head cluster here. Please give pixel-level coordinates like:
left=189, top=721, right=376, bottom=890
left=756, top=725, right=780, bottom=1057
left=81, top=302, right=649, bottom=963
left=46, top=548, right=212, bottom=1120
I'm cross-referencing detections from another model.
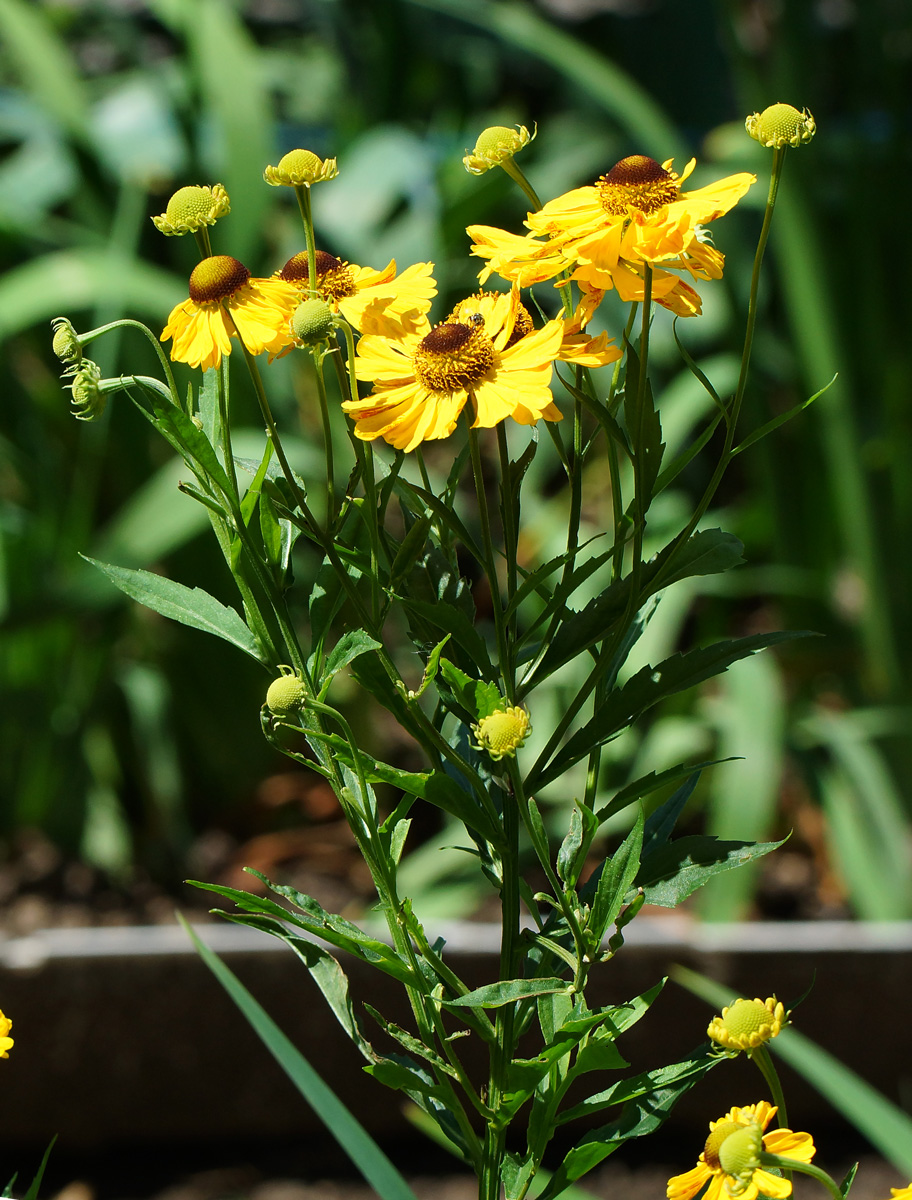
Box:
left=161, top=255, right=299, bottom=371
left=470, top=154, right=754, bottom=316
left=708, top=995, right=789, bottom=1056
left=342, top=287, right=565, bottom=451
left=667, top=1102, right=814, bottom=1200
left=277, top=251, right=436, bottom=338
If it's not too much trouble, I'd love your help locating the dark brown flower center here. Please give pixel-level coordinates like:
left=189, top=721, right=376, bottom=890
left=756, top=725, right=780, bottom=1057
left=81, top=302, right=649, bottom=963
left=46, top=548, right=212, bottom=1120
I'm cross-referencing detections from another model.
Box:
left=188, top=255, right=250, bottom=303
left=413, top=321, right=495, bottom=394
left=279, top=250, right=356, bottom=302
left=597, top=154, right=679, bottom=216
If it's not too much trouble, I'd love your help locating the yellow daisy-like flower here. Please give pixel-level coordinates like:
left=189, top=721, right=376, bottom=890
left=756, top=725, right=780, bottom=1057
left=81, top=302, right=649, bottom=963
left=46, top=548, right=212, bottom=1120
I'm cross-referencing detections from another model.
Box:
left=463, top=124, right=535, bottom=175
left=466, top=221, right=706, bottom=317
left=505, top=154, right=754, bottom=313
left=161, top=256, right=299, bottom=371
left=667, top=1102, right=815, bottom=1200
left=277, top=251, right=436, bottom=337
left=0, top=1008, right=13, bottom=1058
left=708, top=996, right=789, bottom=1056
left=449, top=288, right=620, bottom=371
left=342, top=288, right=564, bottom=451
left=263, top=149, right=338, bottom=187
left=152, top=184, right=230, bottom=236
left=888, top=1186, right=912, bottom=1200
left=472, top=707, right=531, bottom=760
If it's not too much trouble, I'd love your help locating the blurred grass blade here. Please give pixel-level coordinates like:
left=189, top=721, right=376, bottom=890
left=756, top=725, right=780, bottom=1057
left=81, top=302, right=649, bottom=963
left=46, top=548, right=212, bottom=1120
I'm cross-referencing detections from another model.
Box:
left=401, top=0, right=684, bottom=158
left=0, top=0, right=89, bottom=139
left=181, top=917, right=420, bottom=1200
left=698, top=653, right=786, bottom=921
left=673, top=965, right=912, bottom=1175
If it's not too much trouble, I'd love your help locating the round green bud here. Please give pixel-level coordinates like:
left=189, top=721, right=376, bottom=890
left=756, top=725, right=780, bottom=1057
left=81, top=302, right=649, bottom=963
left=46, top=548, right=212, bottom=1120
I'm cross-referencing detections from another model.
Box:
left=266, top=673, right=308, bottom=716
left=291, top=298, right=334, bottom=345
left=51, top=317, right=83, bottom=366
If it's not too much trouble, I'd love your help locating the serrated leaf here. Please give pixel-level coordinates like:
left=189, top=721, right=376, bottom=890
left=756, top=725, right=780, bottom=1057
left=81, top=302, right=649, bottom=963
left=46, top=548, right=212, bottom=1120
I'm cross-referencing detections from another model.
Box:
left=82, top=556, right=265, bottom=662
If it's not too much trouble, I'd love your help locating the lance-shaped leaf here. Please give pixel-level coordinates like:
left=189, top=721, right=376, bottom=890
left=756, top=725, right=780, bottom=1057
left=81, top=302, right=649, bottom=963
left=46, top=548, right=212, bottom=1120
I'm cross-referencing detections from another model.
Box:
left=636, top=834, right=786, bottom=908
left=443, top=978, right=569, bottom=1010
left=83, top=556, right=266, bottom=662
left=529, top=630, right=809, bottom=791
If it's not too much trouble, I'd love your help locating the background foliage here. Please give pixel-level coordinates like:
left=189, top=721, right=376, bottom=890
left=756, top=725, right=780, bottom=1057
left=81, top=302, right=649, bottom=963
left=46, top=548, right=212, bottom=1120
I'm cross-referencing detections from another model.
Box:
left=1, top=0, right=910, bottom=920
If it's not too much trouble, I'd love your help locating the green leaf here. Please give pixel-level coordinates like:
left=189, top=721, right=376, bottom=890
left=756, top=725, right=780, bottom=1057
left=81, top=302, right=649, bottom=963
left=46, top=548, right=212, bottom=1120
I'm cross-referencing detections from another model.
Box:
left=438, top=658, right=503, bottom=721
left=637, top=834, right=785, bottom=908
left=322, top=630, right=384, bottom=684
left=588, top=808, right=644, bottom=942
left=732, top=374, right=838, bottom=456
left=180, top=917, right=419, bottom=1200
left=521, top=530, right=744, bottom=692
left=444, top=977, right=568, bottom=1009
left=557, top=1054, right=715, bottom=1126
left=531, top=631, right=808, bottom=791
left=82, top=556, right=265, bottom=663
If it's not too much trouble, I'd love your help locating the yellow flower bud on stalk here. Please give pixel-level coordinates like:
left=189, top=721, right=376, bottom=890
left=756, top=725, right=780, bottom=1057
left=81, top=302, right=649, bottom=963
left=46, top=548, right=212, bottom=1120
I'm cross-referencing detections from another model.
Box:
left=463, top=124, right=535, bottom=175
left=745, top=104, right=816, bottom=149
left=264, top=149, right=338, bottom=187
left=152, top=183, right=230, bottom=236
left=707, top=995, right=789, bottom=1055
left=472, top=706, right=531, bottom=760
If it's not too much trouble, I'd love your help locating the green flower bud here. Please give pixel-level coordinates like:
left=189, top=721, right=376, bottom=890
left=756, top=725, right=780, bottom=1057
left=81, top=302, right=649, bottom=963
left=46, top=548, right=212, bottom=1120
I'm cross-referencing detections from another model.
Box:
left=291, top=298, right=334, bottom=345
left=266, top=672, right=308, bottom=716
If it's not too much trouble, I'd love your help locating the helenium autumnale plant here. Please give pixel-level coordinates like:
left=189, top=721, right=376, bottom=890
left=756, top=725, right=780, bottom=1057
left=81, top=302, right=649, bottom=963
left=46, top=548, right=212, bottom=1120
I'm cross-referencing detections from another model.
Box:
left=54, top=103, right=826, bottom=1200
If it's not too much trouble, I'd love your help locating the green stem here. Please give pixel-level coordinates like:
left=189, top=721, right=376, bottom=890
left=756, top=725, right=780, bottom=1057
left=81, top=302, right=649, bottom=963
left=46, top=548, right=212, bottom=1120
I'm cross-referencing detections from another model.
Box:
left=217, top=356, right=239, bottom=501
left=481, top=763, right=522, bottom=1200
left=751, top=1044, right=788, bottom=1128
left=468, top=423, right=512, bottom=696
left=758, top=1155, right=842, bottom=1200
left=293, top=184, right=318, bottom=295
left=312, top=349, right=336, bottom=522
left=499, top=156, right=542, bottom=211
left=650, top=145, right=787, bottom=594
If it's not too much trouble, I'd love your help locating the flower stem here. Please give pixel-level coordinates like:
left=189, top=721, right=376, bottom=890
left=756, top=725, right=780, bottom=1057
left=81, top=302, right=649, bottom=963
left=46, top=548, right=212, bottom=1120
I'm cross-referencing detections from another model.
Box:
left=759, top=1155, right=843, bottom=1200
left=751, top=1044, right=789, bottom=1128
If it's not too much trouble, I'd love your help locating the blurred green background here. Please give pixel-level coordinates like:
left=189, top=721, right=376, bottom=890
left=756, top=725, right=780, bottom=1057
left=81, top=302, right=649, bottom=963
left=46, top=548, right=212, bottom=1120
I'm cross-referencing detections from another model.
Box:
left=1, top=0, right=910, bottom=923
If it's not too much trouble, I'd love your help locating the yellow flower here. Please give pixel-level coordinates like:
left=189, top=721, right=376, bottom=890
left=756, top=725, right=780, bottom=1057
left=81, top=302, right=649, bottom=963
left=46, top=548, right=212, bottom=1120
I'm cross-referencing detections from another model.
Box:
left=472, top=707, right=531, bottom=759
left=888, top=1186, right=912, bottom=1200
left=708, top=996, right=789, bottom=1056
left=342, top=289, right=564, bottom=451
left=449, top=288, right=620, bottom=371
left=161, top=256, right=299, bottom=371
left=516, top=154, right=754, bottom=313
left=463, top=124, right=535, bottom=174
left=746, top=104, right=816, bottom=149
left=667, top=1102, right=815, bottom=1200
left=152, top=184, right=230, bottom=236
left=467, top=220, right=709, bottom=317
left=263, top=149, right=338, bottom=187
left=277, top=251, right=436, bottom=337
left=0, top=1008, right=13, bottom=1059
